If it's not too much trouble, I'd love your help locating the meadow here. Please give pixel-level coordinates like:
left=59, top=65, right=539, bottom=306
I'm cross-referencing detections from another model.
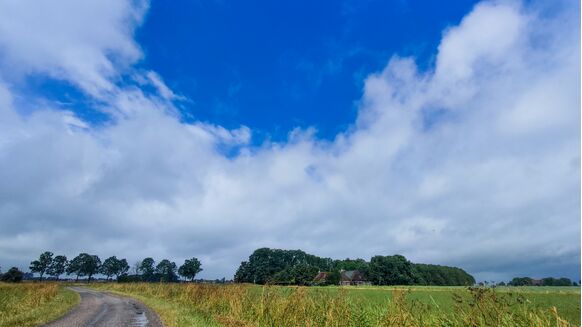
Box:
left=90, top=283, right=581, bottom=327
left=0, top=282, right=79, bottom=327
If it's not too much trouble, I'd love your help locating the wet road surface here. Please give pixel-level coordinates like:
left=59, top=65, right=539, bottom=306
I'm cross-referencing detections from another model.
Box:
left=43, top=287, right=163, bottom=327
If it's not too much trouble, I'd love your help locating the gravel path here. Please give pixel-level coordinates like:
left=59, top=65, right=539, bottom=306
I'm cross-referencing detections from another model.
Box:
left=43, top=287, right=163, bottom=327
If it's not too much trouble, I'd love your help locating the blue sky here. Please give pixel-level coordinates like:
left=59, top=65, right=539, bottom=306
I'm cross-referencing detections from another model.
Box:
left=0, top=0, right=579, bottom=281
left=34, top=0, right=478, bottom=141
left=138, top=0, right=480, bottom=140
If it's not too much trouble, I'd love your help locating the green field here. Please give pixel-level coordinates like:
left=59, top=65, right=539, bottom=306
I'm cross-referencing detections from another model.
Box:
left=0, top=282, right=79, bottom=327
left=1, top=282, right=578, bottom=327
left=325, top=286, right=580, bottom=325
left=90, top=283, right=581, bottom=327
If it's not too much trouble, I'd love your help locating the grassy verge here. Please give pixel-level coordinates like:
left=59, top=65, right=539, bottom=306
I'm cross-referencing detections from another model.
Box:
left=0, top=282, right=80, bottom=327
left=91, top=283, right=580, bottom=327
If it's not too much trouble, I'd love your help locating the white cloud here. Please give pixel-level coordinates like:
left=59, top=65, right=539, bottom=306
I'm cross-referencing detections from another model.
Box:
left=0, top=0, right=578, bottom=281
left=0, top=0, right=147, bottom=97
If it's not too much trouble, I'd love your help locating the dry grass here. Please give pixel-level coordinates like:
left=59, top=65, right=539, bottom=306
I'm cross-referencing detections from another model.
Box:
left=0, top=282, right=79, bottom=327
left=91, top=283, right=579, bottom=327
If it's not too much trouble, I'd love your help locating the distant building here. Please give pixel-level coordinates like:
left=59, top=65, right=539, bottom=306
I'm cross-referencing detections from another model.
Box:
left=312, top=270, right=371, bottom=286
left=313, top=271, right=329, bottom=283
left=531, top=279, right=543, bottom=286
left=340, top=270, right=369, bottom=286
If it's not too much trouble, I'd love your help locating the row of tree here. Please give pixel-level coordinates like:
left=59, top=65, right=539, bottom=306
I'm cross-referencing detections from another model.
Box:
left=508, top=277, right=576, bottom=286
left=234, top=248, right=476, bottom=286
left=130, top=257, right=202, bottom=282
left=28, top=252, right=202, bottom=282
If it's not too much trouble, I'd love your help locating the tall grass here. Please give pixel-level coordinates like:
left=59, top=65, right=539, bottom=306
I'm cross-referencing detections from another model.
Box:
left=92, top=283, right=578, bottom=327
left=0, top=282, right=79, bottom=327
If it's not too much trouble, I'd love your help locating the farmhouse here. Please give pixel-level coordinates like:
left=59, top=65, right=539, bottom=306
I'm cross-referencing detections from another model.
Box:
left=313, top=270, right=370, bottom=285
left=340, top=270, right=370, bottom=286
left=531, top=279, right=543, bottom=286
left=313, top=271, right=329, bottom=283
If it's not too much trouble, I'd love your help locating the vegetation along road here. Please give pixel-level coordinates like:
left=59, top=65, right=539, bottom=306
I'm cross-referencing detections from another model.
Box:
left=43, top=287, right=162, bottom=327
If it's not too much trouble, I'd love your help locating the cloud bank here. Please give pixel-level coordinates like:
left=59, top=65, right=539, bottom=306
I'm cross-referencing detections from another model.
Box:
left=0, top=0, right=579, bottom=281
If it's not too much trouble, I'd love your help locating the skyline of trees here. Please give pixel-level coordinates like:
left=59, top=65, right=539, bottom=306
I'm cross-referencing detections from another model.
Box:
left=24, top=252, right=203, bottom=282
left=235, top=248, right=474, bottom=286
left=4, top=250, right=576, bottom=286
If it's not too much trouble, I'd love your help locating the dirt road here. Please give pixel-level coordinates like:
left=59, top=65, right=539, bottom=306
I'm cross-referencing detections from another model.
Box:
left=43, top=287, right=163, bottom=327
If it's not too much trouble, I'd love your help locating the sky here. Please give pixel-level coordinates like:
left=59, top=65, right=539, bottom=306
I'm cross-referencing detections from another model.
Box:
left=0, top=0, right=579, bottom=282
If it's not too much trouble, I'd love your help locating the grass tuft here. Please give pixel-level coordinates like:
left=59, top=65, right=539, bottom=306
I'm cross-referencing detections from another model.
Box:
left=0, top=282, right=79, bottom=327
left=90, top=283, right=580, bottom=327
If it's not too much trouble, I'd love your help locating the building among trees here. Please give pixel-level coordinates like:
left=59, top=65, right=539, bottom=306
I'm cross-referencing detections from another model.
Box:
left=339, top=270, right=370, bottom=286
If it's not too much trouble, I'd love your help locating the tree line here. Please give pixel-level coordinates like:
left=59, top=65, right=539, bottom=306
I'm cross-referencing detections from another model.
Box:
left=508, top=277, right=576, bottom=286
left=234, top=248, right=476, bottom=286
left=24, top=251, right=202, bottom=282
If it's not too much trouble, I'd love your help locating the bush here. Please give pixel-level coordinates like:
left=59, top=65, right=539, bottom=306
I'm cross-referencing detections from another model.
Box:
left=117, top=273, right=143, bottom=283
left=0, top=267, right=24, bottom=282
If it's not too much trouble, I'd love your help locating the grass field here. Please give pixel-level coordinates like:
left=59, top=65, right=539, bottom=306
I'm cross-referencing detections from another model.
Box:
left=90, top=283, right=581, bottom=327
left=0, top=282, right=79, bottom=327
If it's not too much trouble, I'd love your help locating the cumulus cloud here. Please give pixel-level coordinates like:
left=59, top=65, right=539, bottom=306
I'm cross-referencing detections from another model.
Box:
left=0, top=0, right=579, bottom=281
left=0, top=0, right=148, bottom=98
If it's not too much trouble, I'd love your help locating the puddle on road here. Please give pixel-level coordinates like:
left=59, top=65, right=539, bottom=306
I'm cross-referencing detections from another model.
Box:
left=130, top=311, right=148, bottom=327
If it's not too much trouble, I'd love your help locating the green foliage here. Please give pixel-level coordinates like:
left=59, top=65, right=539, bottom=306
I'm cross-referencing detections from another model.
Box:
left=99, top=256, right=129, bottom=280
left=333, top=258, right=369, bottom=274
left=368, top=255, right=417, bottom=285
left=0, top=267, right=23, bottom=282
left=65, top=255, right=82, bottom=281
left=29, top=251, right=53, bottom=280
left=139, top=257, right=156, bottom=281
left=509, top=277, right=534, bottom=286
left=235, top=248, right=476, bottom=287
left=117, top=273, right=142, bottom=283
left=327, top=270, right=341, bottom=285
left=116, top=259, right=130, bottom=278
left=234, top=248, right=334, bottom=284
left=156, top=259, right=178, bottom=282
left=541, top=277, right=573, bottom=286
left=272, top=263, right=319, bottom=285
left=47, top=255, right=67, bottom=280
left=178, top=257, right=203, bottom=281
left=66, top=253, right=101, bottom=282
left=414, top=263, right=475, bottom=286
left=508, top=276, right=573, bottom=286
left=292, top=264, right=320, bottom=285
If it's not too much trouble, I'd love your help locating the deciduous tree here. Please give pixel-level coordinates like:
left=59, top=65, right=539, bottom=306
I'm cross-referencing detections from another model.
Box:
left=178, top=257, right=202, bottom=281
left=139, top=257, right=155, bottom=281
left=67, top=253, right=101, bottom=282
left=47, top=255, right=68, bottom=280
left=1, top=267, right=23, bottom=282
left=30, top=251, right=53, bottom=281
left=100, top=256, right=121, bottom=280
left=156, top=259, right=177, bottom=282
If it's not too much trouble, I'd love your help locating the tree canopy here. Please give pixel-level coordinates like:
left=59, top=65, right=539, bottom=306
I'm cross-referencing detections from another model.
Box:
left=178, top=257, right=203, bottom=281
left=66, top=253, right=101, bottom=282
left=156, top=259, right=178, bottom=282
left=234, top=248, right=475, bottom=286
left=100, top=256, right=129, bottom=281
left=29, top=251, right=53, bottom=281
left=1, top=267, right=23, bottom=282
left=508, top=277, right=573, bottom=286
left=47, top=255, right=68, bottom=280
